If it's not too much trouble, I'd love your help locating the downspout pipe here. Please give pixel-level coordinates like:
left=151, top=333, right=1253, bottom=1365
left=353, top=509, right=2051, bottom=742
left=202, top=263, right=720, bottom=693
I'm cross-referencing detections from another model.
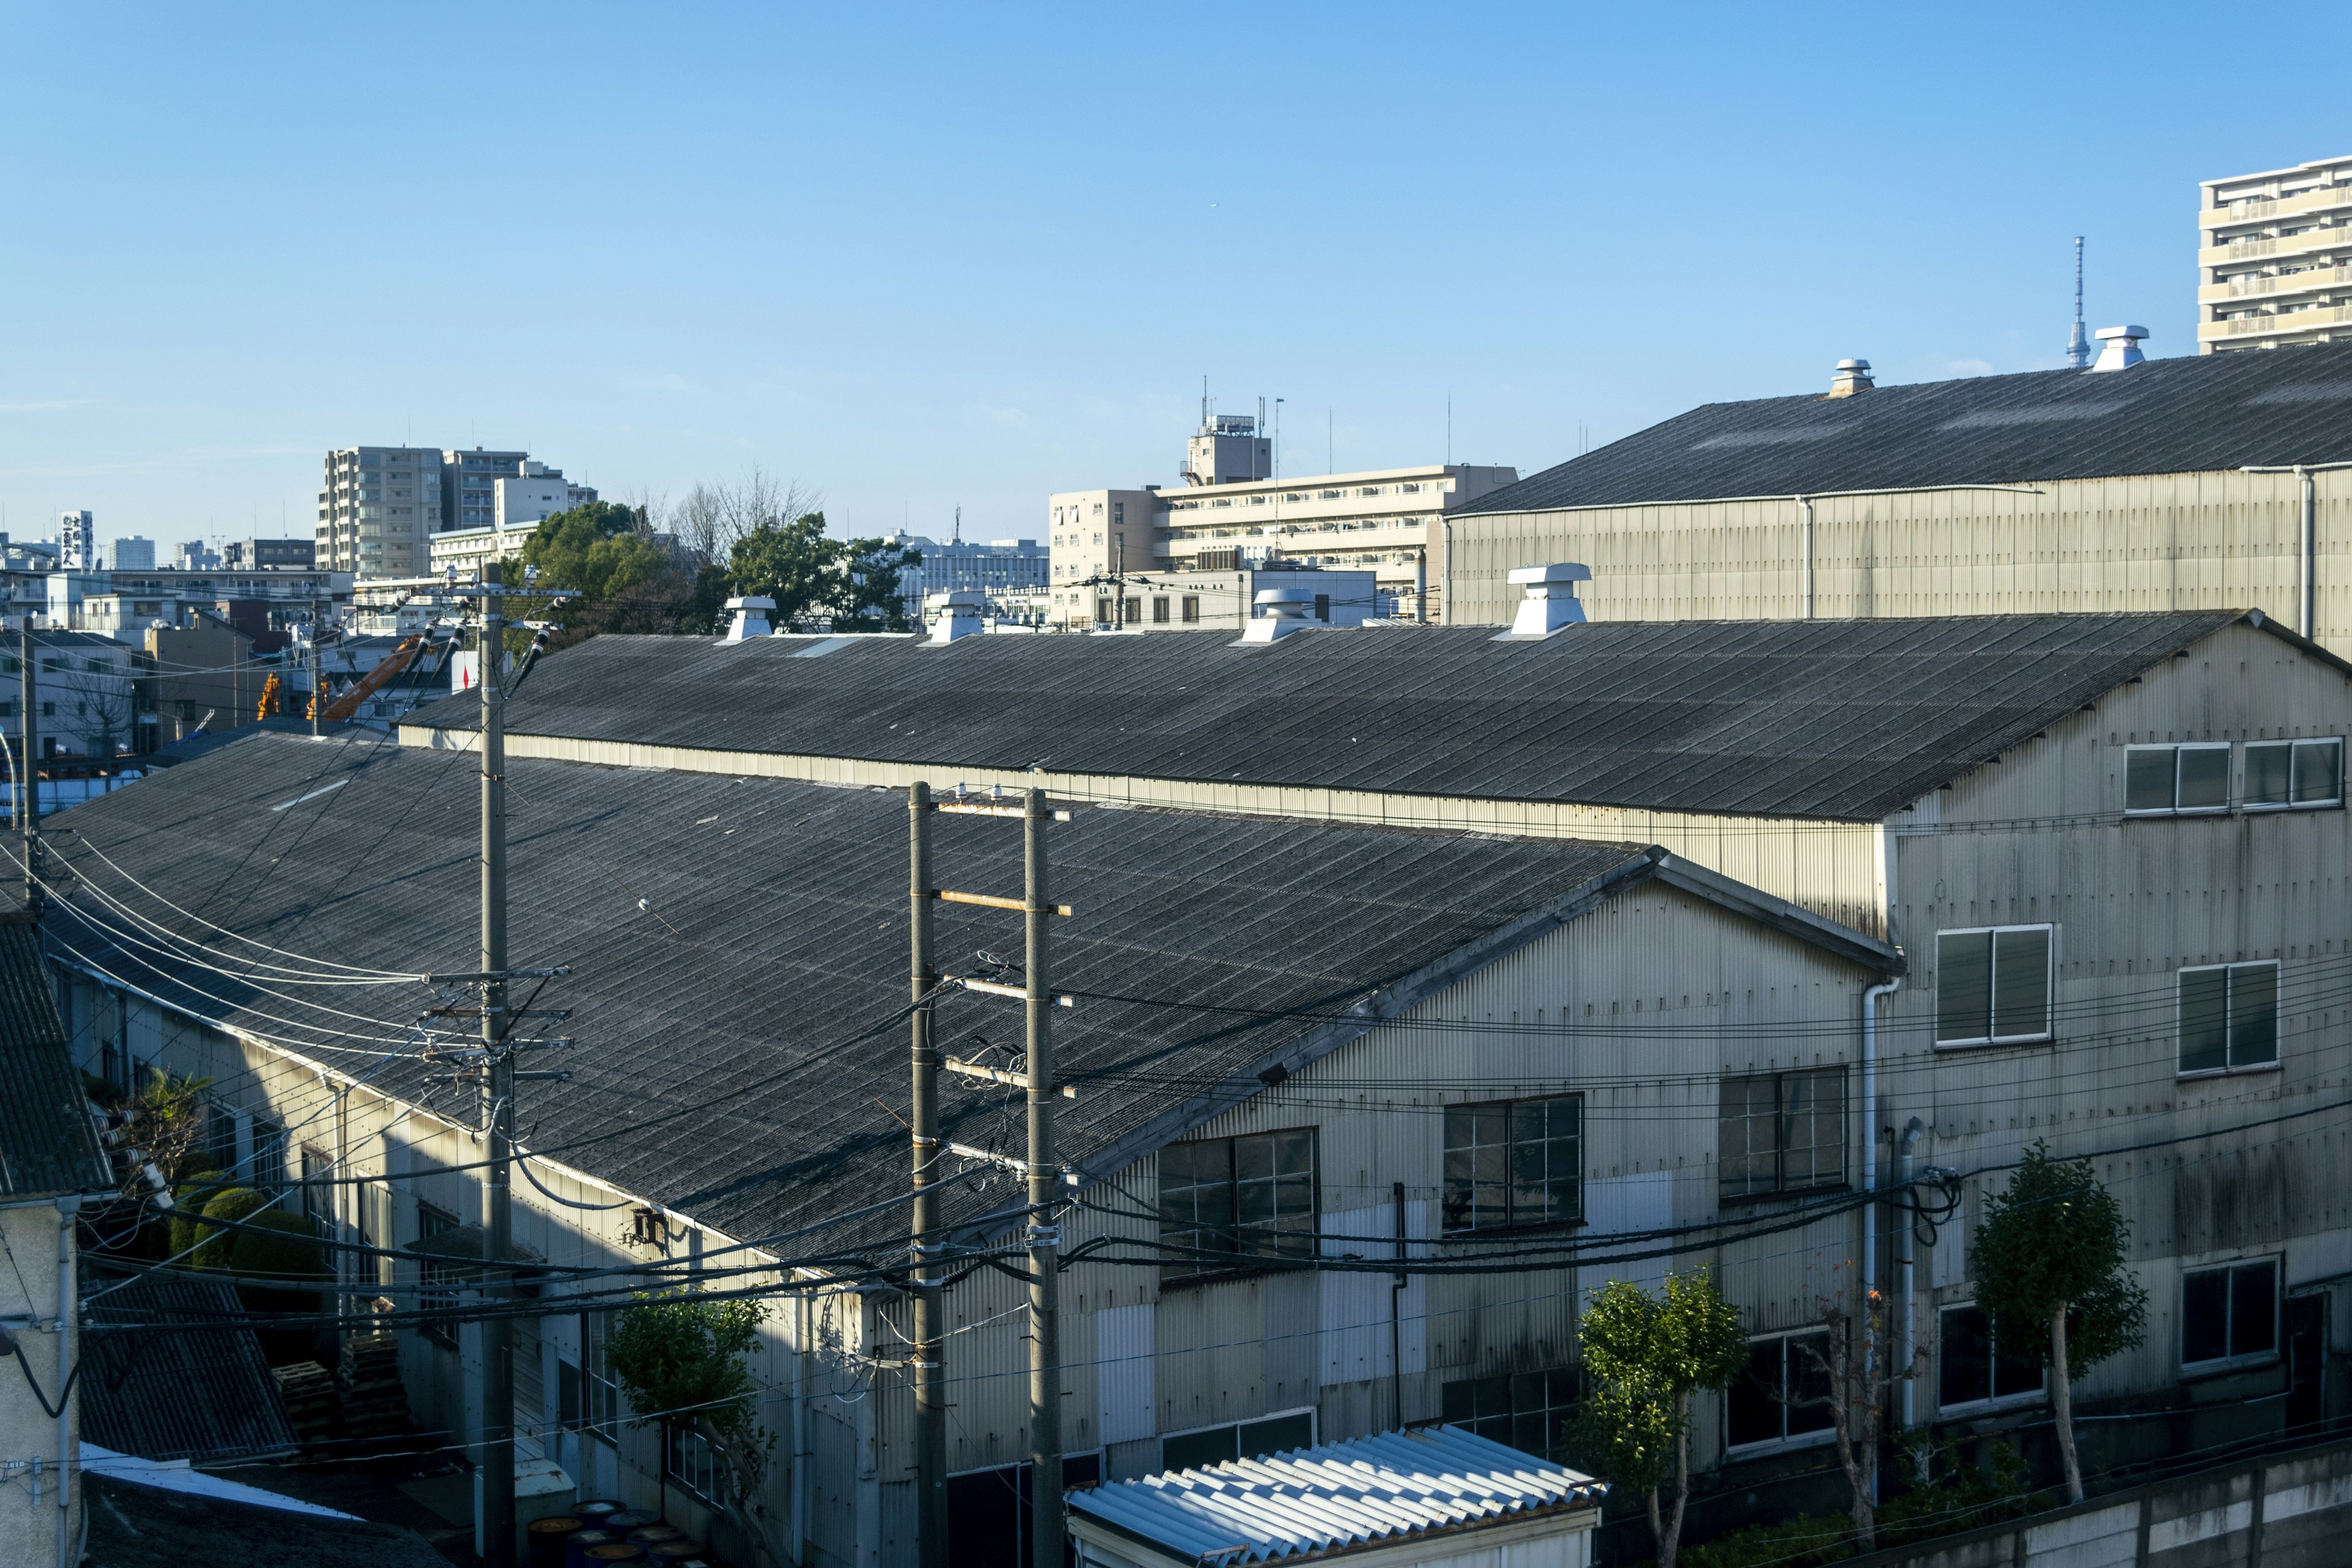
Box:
left=1861, top=978, right=1900, bottom=1504
left=2240, top=461, right=2352, bottom=639
left=1799, top=496, right=1815, bottom=619
left=1896, top=1117, right=1924, bottom=1437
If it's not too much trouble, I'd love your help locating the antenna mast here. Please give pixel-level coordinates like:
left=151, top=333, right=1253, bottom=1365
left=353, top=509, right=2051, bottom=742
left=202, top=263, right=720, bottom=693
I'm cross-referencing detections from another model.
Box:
left=2066, top=237, right=2090, bottom=370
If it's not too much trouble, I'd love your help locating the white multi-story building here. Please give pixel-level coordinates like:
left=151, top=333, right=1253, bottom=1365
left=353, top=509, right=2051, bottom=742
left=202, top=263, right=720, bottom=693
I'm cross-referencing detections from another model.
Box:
left=317, top=445, right=445, bottom=576
left=58, top=511, right=96, bottom=570
left=494, top=462, right=597, bottom=529
left=2199, top=153, right=2352, bottom=353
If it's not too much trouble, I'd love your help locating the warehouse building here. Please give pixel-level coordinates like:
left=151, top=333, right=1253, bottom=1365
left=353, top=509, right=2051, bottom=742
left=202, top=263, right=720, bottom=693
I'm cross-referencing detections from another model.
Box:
left=1432, top=343, right=2352, bottom=655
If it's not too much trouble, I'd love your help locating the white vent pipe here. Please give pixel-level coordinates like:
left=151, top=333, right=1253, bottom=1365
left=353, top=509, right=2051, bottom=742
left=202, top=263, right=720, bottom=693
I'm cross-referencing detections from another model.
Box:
left=723, top=595, right=776, bottom=641
left=1492, top=563, right=1590, bottom=641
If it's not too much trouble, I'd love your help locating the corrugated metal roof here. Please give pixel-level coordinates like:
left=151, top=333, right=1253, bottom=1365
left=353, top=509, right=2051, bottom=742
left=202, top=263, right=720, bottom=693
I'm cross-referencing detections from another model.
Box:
left=1460, top=342, right=2352, bottom=514
left=405, top=611, right=2272, bottom=821
left=0, top=914, right=113, bottom=1199
left=38, top=735, right=1888, bottom=1252
left=1066, top=1425, right=1605, bottom=1566
left=81, top=1273, right=304, bottom=1463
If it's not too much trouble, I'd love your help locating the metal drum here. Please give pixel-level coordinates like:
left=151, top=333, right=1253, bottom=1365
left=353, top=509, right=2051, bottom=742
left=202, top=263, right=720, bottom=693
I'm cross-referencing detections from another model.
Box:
left=528, top=1516, right=584, bottom=1568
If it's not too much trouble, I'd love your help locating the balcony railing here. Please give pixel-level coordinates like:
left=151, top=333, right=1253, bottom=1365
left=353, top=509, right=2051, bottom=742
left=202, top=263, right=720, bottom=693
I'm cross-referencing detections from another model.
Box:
left=2201, top=304, right=2352, bottom=338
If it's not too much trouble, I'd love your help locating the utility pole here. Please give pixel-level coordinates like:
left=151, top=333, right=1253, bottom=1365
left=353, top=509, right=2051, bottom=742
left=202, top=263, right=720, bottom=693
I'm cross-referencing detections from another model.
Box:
left=308, top=596, right=323, bottom=737
left=1112, top=540, right=1125, bottom=631
left=479, top=562, right=516, bottom=1568
left=1023, top=787, right=1063, bottom=1568
left=908, top=783, right=947, bottom=1568
left=18, top=614, right=40, bottom=914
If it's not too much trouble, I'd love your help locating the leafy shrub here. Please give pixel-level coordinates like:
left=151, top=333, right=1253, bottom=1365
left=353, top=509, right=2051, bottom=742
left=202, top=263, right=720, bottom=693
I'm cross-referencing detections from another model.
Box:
left=167, top=1169, right=229, bottom=1259
left=190, top=1187, right=266, bottom=1270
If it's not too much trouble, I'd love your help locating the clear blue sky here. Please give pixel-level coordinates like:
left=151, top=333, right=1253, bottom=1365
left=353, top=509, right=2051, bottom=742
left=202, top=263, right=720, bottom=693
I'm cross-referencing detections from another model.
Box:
left=1, top=2, right=2343, bottom=549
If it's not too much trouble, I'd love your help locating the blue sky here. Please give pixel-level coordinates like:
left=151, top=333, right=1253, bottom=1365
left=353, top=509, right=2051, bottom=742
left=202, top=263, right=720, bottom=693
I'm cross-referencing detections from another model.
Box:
left=1, top=2, right=2344, bottom=548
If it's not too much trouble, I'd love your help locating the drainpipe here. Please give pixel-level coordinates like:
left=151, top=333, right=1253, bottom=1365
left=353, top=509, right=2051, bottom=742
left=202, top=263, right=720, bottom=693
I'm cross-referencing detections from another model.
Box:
left=1896, top=1117, right=1924, bottom=1436
left=1798, top=496, right=1816, bottom=619
left=1390, top=1181, right=1407, bottom=1430
left=1440, top=519, right=1453, bottom=626
left=1861, top=978, right=1900, bottom=1504
left=1414, top=551, right=1427, bottom=625
left=55, top=1196, right=79, bottom=1568
left=2301, top=465, right=2316, bottom=639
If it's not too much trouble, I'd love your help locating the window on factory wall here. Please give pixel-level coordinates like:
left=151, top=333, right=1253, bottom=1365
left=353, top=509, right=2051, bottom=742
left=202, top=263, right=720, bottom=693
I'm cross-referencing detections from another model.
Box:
left=1182, top=596, right=1200, bottom=623
left=2183, top=1257, right=2279, bottom=1371
left=415, top=1203, right=461, bottom=1348
left=1937, top=1303, right=2043, bottom=1412
left=946, top=1454, right=1105, bottom=1568
left=1717, top=1069, right=1844, bottom=1200
left=1726, top=1330, right=1834, bottom=1450
left=1440, top=1368, right=1580, bottom=1460
left=1934, top=925, right=2052, bottom=1046
left=2125, top=742, right=2231, bottom=815
left=1161, top=1412, right=1311, bottom=1474
left=1159, top=1130, right=1316, bottom=1279
left=2245, top=737, right=2343, bottom=809
left=2179, top=962, right=2279, bottom=1075
left=1441, top=1095, right=1581, bottom=1232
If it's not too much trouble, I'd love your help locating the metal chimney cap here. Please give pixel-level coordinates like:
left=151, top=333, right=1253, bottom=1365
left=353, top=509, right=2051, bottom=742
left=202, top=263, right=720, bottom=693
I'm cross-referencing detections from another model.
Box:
left=2094, top=325, right=2149, bottom=342
left=1834, top=358, right=1872, bottom=372
left=1254, top=588, right=1316, bottom=607
left=724, top=595, right=778, bottom=612
left=1507, top=564, right=1593, bottom=586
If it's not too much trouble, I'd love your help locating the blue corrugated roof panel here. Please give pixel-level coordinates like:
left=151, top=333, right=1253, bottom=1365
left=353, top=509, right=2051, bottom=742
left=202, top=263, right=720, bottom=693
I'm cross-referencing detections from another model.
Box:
left=1066, top=1425, right=1606, bottom=1566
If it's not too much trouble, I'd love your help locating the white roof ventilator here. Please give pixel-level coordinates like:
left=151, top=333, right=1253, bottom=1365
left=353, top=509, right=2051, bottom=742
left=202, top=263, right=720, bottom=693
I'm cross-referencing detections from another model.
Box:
left=1493, top=563, right=1591, bottom=641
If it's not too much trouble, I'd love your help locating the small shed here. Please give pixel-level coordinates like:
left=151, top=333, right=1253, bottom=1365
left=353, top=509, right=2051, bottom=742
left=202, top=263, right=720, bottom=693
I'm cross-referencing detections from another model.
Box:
left=1065, top=1425, right=1608, bottom=1568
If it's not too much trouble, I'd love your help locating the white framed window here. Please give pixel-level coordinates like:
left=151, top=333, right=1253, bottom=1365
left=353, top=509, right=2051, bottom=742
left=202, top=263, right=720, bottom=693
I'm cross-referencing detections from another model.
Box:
left=1936, top=1303, right=2043, bottom=1414
left=2125, top=742, right=2231, bottom=815
left=2179, top=961, right=2279, bottom=1075
left=2244, top=737, right=2343, bottom=810
left=2182, top=1257, right=2279, bottom=1371
left=1725, top=1330, right=1834, bottom=1451
left=1934, top=925, right=2054, bottom=1046
left=1442, top=1095, right=1582, bottom=1232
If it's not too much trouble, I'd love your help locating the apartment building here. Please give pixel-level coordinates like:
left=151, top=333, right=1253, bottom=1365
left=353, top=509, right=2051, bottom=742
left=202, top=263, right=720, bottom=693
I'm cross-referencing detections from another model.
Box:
left=1441, top=344, right=2352, bottom=650
left=884, top=529, right=1049, bottom=621
left=1047, top=411, right=1516, bottom=627
left=441, top=446, right=533, bottom=533
left=110, top=537, right=155, bottom=571
left=492, top=462, right=598, bottom=529
left=317, top=445, right=445, bottom=575
left=2200, top=154, right=2352, bottom=353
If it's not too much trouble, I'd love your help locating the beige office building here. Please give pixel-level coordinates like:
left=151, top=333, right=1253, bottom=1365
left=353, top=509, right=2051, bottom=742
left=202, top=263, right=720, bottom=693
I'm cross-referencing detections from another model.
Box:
left=1047, top=413, right=1514, bottom=627
left=2199, top=154, right=2352, bottom=353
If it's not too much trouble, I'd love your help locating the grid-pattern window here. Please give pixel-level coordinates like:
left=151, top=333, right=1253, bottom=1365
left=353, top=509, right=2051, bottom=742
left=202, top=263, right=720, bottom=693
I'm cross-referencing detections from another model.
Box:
left=583, top=1311, right=624, bottom=1443
left=1440, top=1368, right=1580, bottom=1460
left=1937, top=1304, right=2043, bottom=1411
left=1718, top=1070, right=1845, bottom=1200
left=2126, top=743, right=2231, bottom=815
left=2179, top=962, right=2279, bottom=1074
left=666, top=1424, right=726, bottom=1502
left=299, top=1147, right=334, bottom=1234
left=1936, top=926, right=2053, bottom=1046
left=415, top=1203, right=459, bottom=1348
left=2245, top=738, right=2343, bottom=809
left=1159, top=1131, right=1316, bottom=1278
left=1726, top=1331, right=1834, bottom=1449
left=2183, top=1258, right=2278, bottom=1370
left=1441, top=1096, right=1581, bottom=1233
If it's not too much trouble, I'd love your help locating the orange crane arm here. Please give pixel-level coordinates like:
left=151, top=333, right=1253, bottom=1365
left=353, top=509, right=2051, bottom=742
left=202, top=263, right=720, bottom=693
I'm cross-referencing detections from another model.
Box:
left=318, top=635, right=426, bottom=724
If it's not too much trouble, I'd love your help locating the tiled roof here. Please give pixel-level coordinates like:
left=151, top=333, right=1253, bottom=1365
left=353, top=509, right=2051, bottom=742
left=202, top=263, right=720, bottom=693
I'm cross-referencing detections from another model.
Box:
left=81, top=1274, right=304, bottom=1463
left=0, top=914, right=112, bottom=1199
left=404, top=611, right=2285, bottom=821
left=36, top=733, right=1885, bottom=1250
left=1066, top=1425, right=1605, bottom=1566
left=1460, top=343, right=2352, bottom=514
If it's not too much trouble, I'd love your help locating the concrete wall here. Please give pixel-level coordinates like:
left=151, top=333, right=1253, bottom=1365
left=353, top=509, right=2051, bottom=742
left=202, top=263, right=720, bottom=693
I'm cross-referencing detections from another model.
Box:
left=0, top=1202, right=77, bottom=1568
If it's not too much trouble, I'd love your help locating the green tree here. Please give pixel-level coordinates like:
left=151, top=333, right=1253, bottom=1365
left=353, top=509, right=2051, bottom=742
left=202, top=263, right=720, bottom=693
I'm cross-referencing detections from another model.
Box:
left=606, top=1289, right=768, bottom=1528
left=727, top=511, right=840, bottom=628
left=1569, top=1270, right=1749, bottom=1568
left=1973, top=1141, right=2147, bottom=1503
left=827, top=537, right=922, bottom=631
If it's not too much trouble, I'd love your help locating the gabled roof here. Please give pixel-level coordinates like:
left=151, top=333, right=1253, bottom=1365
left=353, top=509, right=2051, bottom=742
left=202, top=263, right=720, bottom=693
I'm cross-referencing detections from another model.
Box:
left=402, top=611, right=2299, bottom=821
left=0, top=914, right=112, bottom=1199
left=1067, top=1425, right=1605, bottom=1566
left=81, top=1274, right=304, bottom=1463
left=1461, top=343, right=2352, bottom=514
left=39, top=733, right=1889, bottom=1251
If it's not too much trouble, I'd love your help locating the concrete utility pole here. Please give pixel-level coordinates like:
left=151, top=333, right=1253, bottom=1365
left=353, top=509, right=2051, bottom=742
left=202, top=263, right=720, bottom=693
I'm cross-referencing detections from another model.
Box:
left=309, top=597, right=323, bottom=737
left=1024, top=787, right=1063, bottom=1568
left=908, top=783, right=947, bottom=1568
left=18, top=615, right=40, bottom=913
left=479, top=563, right=516, bottom=1568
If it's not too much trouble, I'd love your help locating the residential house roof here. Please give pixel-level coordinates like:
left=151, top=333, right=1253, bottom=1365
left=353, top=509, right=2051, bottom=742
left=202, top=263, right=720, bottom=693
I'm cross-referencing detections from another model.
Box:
left=401, top=611, right=2303, bottom=821
left=1459, top=342, right=2352, bottom=514
left=37, top=731, right=1892, bottom=1255
left=1066, top=1424, right=1606, bottom=1566
left=0, top=913, right=113, bottom=1199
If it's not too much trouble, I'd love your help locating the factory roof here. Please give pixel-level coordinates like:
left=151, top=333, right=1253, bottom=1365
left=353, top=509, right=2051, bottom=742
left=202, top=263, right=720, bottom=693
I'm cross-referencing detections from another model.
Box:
left=1066, top=1424, right=1605, bottom=1566
left=399, top=610, right=2312, bottom=821
left=1461, top=343, right=2352, bottom=513
left=37, top=733, right=1890, bottom=1253
left=0, top=913, right=113, bottom=1199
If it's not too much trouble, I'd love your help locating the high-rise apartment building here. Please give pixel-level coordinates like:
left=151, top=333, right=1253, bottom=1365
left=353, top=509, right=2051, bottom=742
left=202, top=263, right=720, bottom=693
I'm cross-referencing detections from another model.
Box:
left=111, top=537, right=156, bottom=571
left=441, top=447, right=533, bottom=532
left=316, top=446, right=444, bottom=575
left=58, top=511, right=96, bottom=569
left=2198, top=153, right=2352, bottom=353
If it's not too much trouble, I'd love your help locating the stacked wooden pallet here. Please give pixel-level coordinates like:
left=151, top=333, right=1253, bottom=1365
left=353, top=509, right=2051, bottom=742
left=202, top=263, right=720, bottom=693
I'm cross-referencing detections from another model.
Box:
left=337, top=1332, right=409, bottom=1437
left=270, top=1361, right=338, bottom=1442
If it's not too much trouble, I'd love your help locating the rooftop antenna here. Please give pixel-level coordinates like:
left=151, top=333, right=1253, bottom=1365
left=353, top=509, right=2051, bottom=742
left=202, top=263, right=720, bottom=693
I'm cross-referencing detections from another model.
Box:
left=1200, top=375, right=1208, bottom=431
left=2066, top=237, right=2090, bottom=370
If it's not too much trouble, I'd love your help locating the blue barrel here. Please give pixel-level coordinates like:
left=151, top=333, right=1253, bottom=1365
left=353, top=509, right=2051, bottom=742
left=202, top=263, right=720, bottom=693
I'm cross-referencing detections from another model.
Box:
left=606, top=1510, right=662, bottom=1534
left=564, top=1529, right=618, bottom=1568
left=575, top=1500, right=626, bottom=1526
left=584, top=1546, right=645, bottom=1566
left=627, top=1525, right=684, bottom=1548
left=529, top=1516, right=584, bottom=1568
left=644, top=1544, right=707, bottom=1565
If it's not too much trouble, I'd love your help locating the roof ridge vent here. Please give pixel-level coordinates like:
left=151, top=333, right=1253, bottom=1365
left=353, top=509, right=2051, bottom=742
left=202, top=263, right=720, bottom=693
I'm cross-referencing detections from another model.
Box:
left=1237, top=587, right=1317, bottom=644
left=1491, top=564, right=1591, bottom=641
left=723, top=595, right=775, bottom=641
left=1826, top=358, right=1874, bottom=398
left=2090, top=325, right=2148, bottom=372
left=922, top=589, right=986, bottom=646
